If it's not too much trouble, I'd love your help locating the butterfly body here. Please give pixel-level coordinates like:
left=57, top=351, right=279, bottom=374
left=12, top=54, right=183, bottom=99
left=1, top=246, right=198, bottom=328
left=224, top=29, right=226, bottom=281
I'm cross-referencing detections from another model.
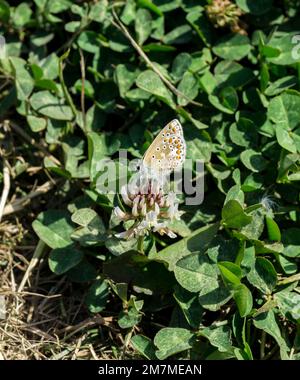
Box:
left=142, top=119, right=186, bottom=175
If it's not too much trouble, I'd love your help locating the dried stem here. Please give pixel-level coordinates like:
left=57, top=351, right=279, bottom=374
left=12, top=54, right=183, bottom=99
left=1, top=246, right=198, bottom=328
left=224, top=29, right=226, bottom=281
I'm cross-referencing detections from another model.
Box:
left=3, top=180, right=55, bottom=216
left=0, top=156, right=10, bottom=223
left=18, top=239, right=47, bottom=293
left=278, top=272, right=300, bottom=286
left=111, top=9, right=203, bottom=108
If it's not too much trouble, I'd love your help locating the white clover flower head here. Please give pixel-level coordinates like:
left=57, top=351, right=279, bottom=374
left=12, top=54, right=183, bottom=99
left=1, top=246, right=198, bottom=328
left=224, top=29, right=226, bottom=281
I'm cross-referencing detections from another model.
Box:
left=113, top=170, right=182, bottom=239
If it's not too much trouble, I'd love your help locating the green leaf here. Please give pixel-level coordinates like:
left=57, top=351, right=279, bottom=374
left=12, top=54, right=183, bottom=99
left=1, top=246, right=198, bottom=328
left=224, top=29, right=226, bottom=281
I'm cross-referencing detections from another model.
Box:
left=281, top=228, right=300, bottom=257
left=277, top=254, right=298, bottom=275
left=260, top=63, right=269, bottom=92
left=71, top=208, right=106, bottom=246
left=173, top=286, right=203, bottom=328
left=265, top=76, right=298, bottom=96
left=40, top=53, right=59, bottom=80
left=222, top=200, right=252, bottom=229
left=162, top=24, right=192, bottom=45
left=103, top=251, right=149, bottom=285
left=200, top=325, right=234, bottom=353
left=131, top=335, right=157, bottom=359
left=67, top=259, right=97, bottom=282
left=219, top=86, right=239, bottom=112
left=10, top=57, right=34, bottom=101
left=229, top=118, right=258, bottom=148
left=174, top=252, right=219, bottom=293
left=266, top=216, right=281, bottom=241
left=268, top=90, right=300, bottom=131
left=118, top=307, right=142, bottom=329
left=77, top=31, right=99, bottom=53
left=115, top=64, right=140, bottom=98
left=171, top=52, right=192, bottom=80
left=110, top=282, right=128, bottom=303
left=253, top=310, right=290, bottom=359
left=87, top=132, right=120, bottom=183
left=85, top=279, right=109, bottom=313
left=186, top=10, right=213, bottom=47
left=213, top=34, right=251, bottom=61
left=247, top=257, right=277, bottom=294
left=198, top=278, right=232, bottom=311
left=135, top=8, right=152, bottom=45
left=0, top=0, right=10, bottom=22
left=32, top=210, right=74, bottom=249
left=30, top=91, right=74, bottom=120
left=218, top=261, right=242, bottom=285
left=274, top=290, right=300, bottom=321
left=185, top=128, right=212, bottom=161
left=233, top=284, right=253, bottom=317
left=13, top=2, right=32, bottom=26
left=267, top=32, right=300, bottom=65
left=240, top=149, right=268, bottom=172
left=149, top=223, right=219, bottom=271
left=275, top=127, right=297, bottom=153
left=88, top=1, right=107, bottom=22
left=118, top=296, right=143, bottom=328
left=224, top=184, right=244, bottom=205
left=136, top=70, right=175, bottom=108
left=177, top=72, right=198, bottom=106
left=65, top=21, right=80, bottom=32
left=71, top=208, right=105, bottom=231
left=105, top=236, right=138, bottom=256
left=137, top=0, right=163, bottom=16
left=49, top=245, right=83, bottom=275
left=154, top=328, right=195, bottom=360
left=236, top=0, right=272, bottom=15
left=27, top=115, right=47, bottom=132
left=214, top=61, right=255, bottom=89
left=120, top=0, right=136, bottom=24
left=238, top=210, right=265, bottom=240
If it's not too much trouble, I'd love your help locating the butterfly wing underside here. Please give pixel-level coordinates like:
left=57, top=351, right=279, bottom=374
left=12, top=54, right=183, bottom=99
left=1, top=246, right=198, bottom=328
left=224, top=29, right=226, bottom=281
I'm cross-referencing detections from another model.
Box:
left=142, top=119, right=186, bottom=174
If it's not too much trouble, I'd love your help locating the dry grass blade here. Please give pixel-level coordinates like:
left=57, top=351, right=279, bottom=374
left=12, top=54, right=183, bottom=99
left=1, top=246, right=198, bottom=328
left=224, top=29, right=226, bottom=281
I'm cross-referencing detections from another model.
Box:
left=3, top=181, right=55, bottom=216
left=111, top=9, right=203, bottom=108
left=0, top=156, right=10, bottom=223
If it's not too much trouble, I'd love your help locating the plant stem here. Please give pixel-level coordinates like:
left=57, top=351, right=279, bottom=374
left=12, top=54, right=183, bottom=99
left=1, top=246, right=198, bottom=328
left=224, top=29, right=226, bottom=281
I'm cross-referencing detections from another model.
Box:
left=79, top=48, right=87, bottom=134
left=260, top=330, right=266, bottom=359
left=18, top=239, right=47, bottom=292
left=137, top=236, right=144, bottom=254
left=111, top=9, right=203, bottom=108
left=278, top=272, right=300, bottom=285
left=59, top=50, right=77, bottom=120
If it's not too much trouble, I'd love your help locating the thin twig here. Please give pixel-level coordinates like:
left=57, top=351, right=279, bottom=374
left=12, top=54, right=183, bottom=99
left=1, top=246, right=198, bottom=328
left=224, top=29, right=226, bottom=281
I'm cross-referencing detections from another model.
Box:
left=0, top=290, right=61, bottom=299
left=111, top=9, right=203, bottom=108
left=18, top=240, right=47, bottom=293
left=79, top=48, right=87, bottom=133
left=278, top=272, right=300, bottom=285
left=89, top=344, right=99, bottom=360
left=0, top=155, right=10, bottom=223
left=3, top=180, right=55, bottom=216
left=9, top=121, right=61, bottom=166
left=57, top=316, right=113, bottom=340
left=59, top=50, right=77, bottom=119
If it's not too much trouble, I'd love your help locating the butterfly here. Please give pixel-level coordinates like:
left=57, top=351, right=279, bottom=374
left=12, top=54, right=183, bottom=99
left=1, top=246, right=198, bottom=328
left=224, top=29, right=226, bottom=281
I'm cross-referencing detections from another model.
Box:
left=142, top=119, right=186, bottom=175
